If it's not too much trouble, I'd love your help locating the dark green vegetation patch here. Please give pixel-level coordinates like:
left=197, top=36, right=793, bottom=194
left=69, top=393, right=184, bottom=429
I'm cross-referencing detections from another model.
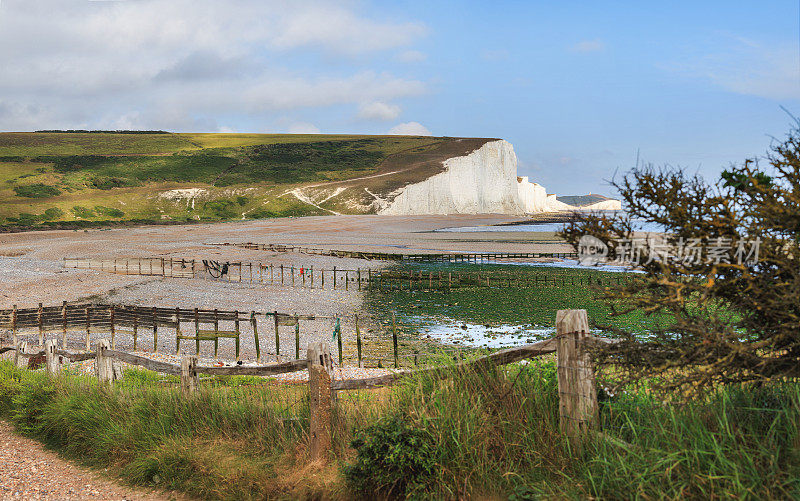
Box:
left=13, top=183, right=61, bottom=198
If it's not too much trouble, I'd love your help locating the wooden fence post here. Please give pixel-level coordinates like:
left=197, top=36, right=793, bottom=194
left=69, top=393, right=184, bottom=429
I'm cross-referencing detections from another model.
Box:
left=392, top=312, right=399, bottom=368
left=194, top=308, right=200, bottom=355
left=181, top=355, right=198, bottom=396
left=355, top=314, right=362, bottom=368
left=152, top=307, right=158, bottom=353
left=45, top=339, right=61, bottom=375
left=85, top=306, right=91, bottom=351
left=251, top=312, right=260, bottom=362
left=110, top=305, right=116, bottom=350
left=14, top=341, right=27, bottom=368
left=307, top=342, right=333, bottom=463
left=555, top=309, right=598, bottom=443
left=96, top=339, right=120, bottom=383
left=11, top=305, right=18, bottom=353
left=61, top=301, right=68, bottom=350
left=37, top=303, right=43, bottom=347
left=234, top=311, right=241, bottom=361
left=294, top=315, right=300, bottom=360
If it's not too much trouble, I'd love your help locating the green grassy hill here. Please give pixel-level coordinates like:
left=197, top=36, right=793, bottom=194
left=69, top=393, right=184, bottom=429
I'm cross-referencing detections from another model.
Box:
left=0, top=132, right=492, bottom=228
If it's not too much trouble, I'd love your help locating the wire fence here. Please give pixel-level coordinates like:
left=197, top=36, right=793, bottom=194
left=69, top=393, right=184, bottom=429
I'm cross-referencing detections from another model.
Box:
left=62, top=256, right=631, bottom=291
left=212, top=241, right=578, bottom=263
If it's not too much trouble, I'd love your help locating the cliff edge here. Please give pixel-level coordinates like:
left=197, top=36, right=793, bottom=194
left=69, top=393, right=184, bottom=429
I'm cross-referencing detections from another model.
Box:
left=376, top=139, right=620, bottom=215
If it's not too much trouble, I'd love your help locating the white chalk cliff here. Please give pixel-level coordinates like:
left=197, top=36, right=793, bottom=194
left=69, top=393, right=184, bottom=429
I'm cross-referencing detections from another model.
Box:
left=379, top=139, right=621, bottom=215
left=379, top=139, right=522, bottom=215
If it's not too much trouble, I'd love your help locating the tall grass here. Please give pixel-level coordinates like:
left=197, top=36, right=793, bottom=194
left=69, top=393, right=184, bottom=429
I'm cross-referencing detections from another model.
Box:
left=345, top=358, right=800, bottom=500
left=0, top=362, right=341, bottom=500
left=0, top=359, right=797, bottom=499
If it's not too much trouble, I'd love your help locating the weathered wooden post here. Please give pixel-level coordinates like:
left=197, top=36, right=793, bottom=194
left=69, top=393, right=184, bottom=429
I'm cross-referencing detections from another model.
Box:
left=294, top=316, right=300, bottom=360
left=555, top=309, right=598, bottom=443
left=14, top=341, right=27, bottom=368
left=355, top=314, right=362, bottom=368
left=96, top=339, right=121, bottom=383
left=234, top=310, right=241, bottom=361
left=181, top=355, right=198, bottom=396
left=110, top=305, right=116, bottom=350
left=85, top=305, right=91, bottom=351
left=152, top=307, right=159, bottom=353
left=392, top=312, right=399, bottom=368
left=11, top=304, right=18, bottom=353
left=213, top=309, right=219, bottom=358
left=45, top=339, right=61, bottom=375
left=251, top=311, right=260, bottom=361
left=307, top=342, right=333, bottom=462
left=194, top=308, right=200, bottom=355
left=37, top=303, right=43, bottom=347
left=61, top=301, right=68, bottom=349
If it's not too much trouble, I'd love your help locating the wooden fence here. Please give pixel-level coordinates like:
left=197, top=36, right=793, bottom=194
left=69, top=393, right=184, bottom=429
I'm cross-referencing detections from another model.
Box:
left=63, top=257, right=627, bottom=291
left=211, top=242, right=578, bottom=263
left=1, top=309, right=609, bottom=459
left=0, top=302, right=456, bottom=368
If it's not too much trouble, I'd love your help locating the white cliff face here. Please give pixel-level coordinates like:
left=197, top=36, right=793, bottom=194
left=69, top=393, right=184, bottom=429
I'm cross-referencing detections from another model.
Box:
left=379, top=139, right=620, bottom=215
left=516, top=177, right=579, bottom=213
left=380, top=139, right=523, bottom=215
left=581, top=199, right=622, bottom=210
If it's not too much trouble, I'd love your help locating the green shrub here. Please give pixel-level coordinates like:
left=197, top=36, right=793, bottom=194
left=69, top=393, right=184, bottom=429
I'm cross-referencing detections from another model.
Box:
left=71, top=206, right=95, bottom=218
left=203, top=199, right=239, bottom=219
left=16, top=213, right=41, bottom=225
left=235, top=195, right=248, bottom=206
left=345, top=413, right=436, bottom=499
left=13, top=183, right=61, bottom=198
left=41, top=207, right=64, bottom=220
left=94, top=205, right=125, bottom=218
left=49, top=155, right=109, bottom=173
left=89, top=176, right=138, bottom=190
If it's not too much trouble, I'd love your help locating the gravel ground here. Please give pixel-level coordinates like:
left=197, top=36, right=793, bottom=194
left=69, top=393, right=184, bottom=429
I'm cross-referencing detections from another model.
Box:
left=1, top=214, right=568, bottom=359
left=0, top=421, right=190, bottom=501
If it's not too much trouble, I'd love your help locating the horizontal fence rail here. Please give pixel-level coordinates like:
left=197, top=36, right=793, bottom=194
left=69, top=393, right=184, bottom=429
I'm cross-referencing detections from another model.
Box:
left=63, top=256, right=628, bottom=291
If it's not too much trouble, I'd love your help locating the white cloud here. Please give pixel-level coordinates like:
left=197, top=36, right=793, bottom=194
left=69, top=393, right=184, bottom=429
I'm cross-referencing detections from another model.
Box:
left=663, top=37, right=800, bottom=100
left=287, top=122, right=321, bottom=134
left=569, top=39, right=605, bottom=53
left=388, top=121, right=431, bottom=136
left=357, top=101, right=401, bottom=121
left=270, top=5, right=426, bottom=55
left=0, top=0, right=429, bottom=130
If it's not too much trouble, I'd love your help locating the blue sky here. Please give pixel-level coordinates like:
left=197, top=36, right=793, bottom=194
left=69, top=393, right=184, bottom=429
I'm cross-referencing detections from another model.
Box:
left=1, top=1, right=799, bottom=196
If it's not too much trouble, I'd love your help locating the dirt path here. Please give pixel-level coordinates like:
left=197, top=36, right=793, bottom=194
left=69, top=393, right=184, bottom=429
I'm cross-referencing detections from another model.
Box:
left=0, top=421, right=188, bottom=501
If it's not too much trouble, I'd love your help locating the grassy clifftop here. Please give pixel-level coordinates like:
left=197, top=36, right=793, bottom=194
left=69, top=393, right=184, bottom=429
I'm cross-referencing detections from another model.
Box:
left=0, top=132, right=492, bottom=228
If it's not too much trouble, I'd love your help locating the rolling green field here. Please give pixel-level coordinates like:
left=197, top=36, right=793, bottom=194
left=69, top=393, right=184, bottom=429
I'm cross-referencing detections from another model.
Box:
left=0, top=131, right=472, bottom=227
